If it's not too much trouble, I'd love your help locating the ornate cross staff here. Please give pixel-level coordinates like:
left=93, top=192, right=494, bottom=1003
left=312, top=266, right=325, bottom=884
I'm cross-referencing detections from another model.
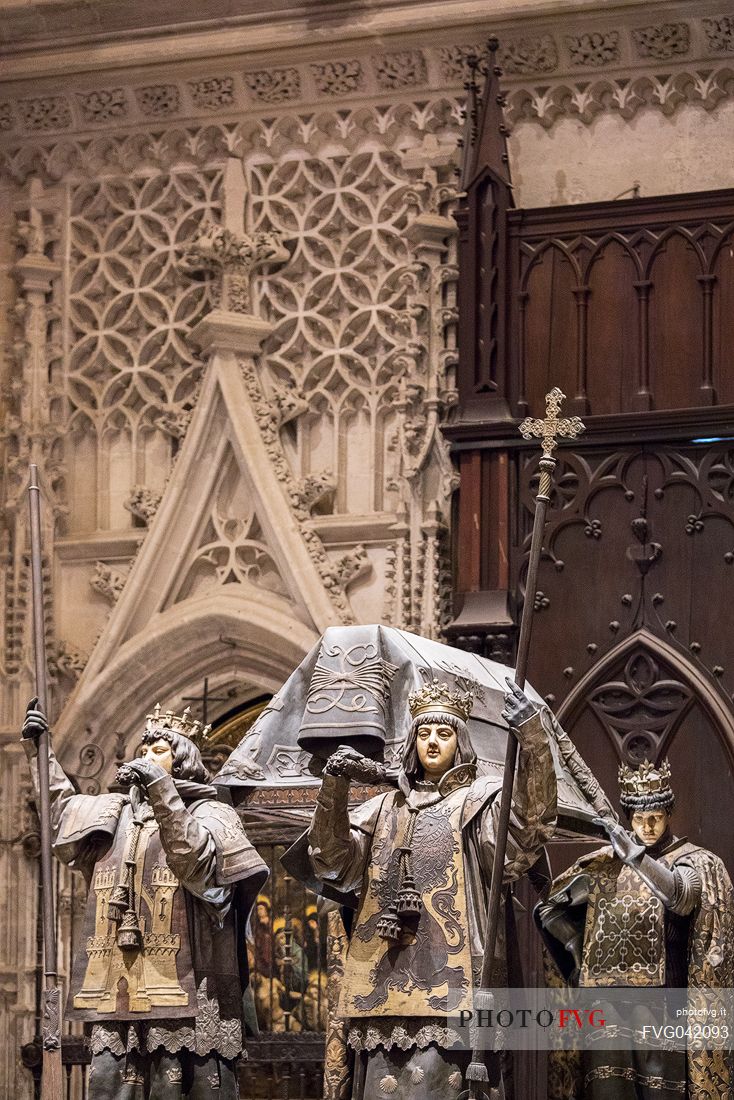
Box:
left=466, top=388, right=585, bottom=1098
left=28, top=465, right=63, bottom=1098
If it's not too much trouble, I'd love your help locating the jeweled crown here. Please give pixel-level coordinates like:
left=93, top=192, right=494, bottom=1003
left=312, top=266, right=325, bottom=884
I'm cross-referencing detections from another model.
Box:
left=408, top=679, right=474, bottom=722
left=618, top=758, right=672, bottom=798
left=145, top=704, right=211, bottom=746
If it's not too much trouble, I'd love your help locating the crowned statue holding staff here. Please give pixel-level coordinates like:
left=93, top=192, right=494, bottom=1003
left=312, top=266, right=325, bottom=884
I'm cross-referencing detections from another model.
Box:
left=21, top=699, right=268, bottom=1099
left=537, top=757, right=734, bottom=1099
left=300, top=675, right=558, bottom=1099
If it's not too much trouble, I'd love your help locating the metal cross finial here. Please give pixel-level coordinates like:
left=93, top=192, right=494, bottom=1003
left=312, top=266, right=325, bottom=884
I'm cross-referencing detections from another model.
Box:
left=519, top=386, right=585, bottom=460
left=518, top=387, right=585, bottom=500
left=182, top=676, right=227, bottom=728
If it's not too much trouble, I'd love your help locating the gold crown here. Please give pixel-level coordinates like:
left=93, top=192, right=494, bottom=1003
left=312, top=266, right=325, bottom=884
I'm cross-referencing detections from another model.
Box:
left=145, top=704, right=211, bottom=746
left=618, top=758, right=672, bottom=797
left=408, top=679, right=474, bottom=722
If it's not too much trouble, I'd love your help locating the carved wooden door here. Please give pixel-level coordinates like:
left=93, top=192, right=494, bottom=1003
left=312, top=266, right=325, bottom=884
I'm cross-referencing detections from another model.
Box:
left=516, top=439, right=734, bottom=873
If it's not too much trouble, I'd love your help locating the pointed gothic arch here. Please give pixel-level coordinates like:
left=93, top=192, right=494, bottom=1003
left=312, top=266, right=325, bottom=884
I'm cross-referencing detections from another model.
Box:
left=557, top=628, right=734, bottom=768
left=53, top=589, right=318, bottom=777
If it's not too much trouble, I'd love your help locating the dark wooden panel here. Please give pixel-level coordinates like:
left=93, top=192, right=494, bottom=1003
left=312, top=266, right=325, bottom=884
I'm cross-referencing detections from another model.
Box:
left=451, top=188, right=734, bottom=429
left=510, top=442, right=734, bottom=878
left=455, top=451, right=482, bottom=592
left=712, top=230, right=734, bottom=403
left=647, top=232, right=705, bottom=409
left=586, top=240, right=639, bottom=415
left=521, top=246, right=578, bottom=417
left=456, top=169, right=513, bottom=420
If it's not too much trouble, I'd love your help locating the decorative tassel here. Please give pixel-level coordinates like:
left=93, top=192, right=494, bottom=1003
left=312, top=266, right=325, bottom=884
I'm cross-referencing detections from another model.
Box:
left=396, top=867, right=422, bottom=917
left=377, top=903, right=402, bottom=941
left=107, top=884, right=129, bottom=924
left=116, top=908, right=143, bottom=951
left=465, top=1061, right=489, bottom=1083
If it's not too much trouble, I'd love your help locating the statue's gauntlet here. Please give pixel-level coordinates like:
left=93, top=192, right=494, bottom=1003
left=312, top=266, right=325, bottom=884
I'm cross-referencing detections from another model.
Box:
left=631, top=855, right=702, bottom=916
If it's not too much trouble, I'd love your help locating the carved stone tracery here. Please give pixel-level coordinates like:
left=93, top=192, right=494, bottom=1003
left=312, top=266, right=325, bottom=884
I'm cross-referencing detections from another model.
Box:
left=0, top=13, right=730, bottom=1100
left=173, top=446, right=288, bottom=603
left=65, top=170, right=222, bottom=533
left=503, top=66, right=734, bottom=128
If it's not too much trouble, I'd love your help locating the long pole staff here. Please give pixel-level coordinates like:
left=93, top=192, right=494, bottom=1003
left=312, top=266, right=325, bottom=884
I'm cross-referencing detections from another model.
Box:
left=28, top=464, right=63, bottom=1099
left=466, top=389, right=585, bottom=1097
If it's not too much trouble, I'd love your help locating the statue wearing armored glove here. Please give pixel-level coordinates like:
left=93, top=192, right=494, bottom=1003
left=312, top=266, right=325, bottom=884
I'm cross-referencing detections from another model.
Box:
left=21, top=700, right=267, bottom=1099
left=536, top=757, right=734, bottom=1099
left=303, top=676, right=558, bottom=1100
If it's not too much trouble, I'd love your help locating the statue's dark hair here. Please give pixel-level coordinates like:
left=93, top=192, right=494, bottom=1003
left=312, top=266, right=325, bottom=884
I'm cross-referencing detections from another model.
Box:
left=142, top=729, right=211, bottom=783
left=399, top=709, right=476, bottom=788
left=620, top=789, right=675, bottom=815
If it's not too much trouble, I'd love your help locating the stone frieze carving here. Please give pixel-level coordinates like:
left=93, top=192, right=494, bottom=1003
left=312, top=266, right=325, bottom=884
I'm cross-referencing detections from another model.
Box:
left=703, top=16, right=734, bottom=54
left=500, top=35, right=558, bottom=75
left=244, top=67, right=301, bottom=104
left=565, top=32, right=620, bottom=68
left=632, top=23, right=690, bottom=61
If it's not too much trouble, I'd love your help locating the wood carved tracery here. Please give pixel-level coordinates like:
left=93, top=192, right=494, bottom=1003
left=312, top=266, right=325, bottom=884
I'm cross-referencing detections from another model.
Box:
left=517, top=444, right=734, bottom=700
left=511, top=209, right=734, bottom=418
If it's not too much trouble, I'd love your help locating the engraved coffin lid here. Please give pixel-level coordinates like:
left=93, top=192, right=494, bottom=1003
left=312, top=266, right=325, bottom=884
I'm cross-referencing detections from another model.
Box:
left=215, top=624, right=595, bottom=832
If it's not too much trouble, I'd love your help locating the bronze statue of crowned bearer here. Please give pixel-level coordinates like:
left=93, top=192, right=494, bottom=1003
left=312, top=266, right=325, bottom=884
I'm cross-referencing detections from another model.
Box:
left=537, top=758, right=734, bottom=1099
left=22, top=701, right=267, bottom=1099
left=299, top=675, right=558, bottom=1099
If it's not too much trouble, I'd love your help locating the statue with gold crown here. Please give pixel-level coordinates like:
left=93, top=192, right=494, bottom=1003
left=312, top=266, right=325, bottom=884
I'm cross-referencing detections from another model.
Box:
left=302, top=675, right=557, bottom=1099
left=536, top=756, right=734, bottom=1099
left=21, top=698, right=268, bottom=1099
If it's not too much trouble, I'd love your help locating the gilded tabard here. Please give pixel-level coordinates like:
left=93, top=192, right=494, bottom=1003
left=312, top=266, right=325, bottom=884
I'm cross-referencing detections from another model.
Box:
left=339, top=786, right=474, bottom=1018
left=580, top=847, right=684, bottom=988
left=70, top=804, right=195, bottom=1020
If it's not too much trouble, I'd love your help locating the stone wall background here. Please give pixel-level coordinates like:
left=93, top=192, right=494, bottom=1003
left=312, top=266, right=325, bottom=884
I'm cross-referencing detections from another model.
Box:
left=0, top=0, right=732, bottom=1094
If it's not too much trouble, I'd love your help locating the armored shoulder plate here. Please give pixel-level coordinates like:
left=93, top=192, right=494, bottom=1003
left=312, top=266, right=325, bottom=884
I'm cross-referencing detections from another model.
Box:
left=460, top=774, right=502, bottom=829
left=57, top=793, right=126, bottom=847
left=192, top=800, right=266, bottom=887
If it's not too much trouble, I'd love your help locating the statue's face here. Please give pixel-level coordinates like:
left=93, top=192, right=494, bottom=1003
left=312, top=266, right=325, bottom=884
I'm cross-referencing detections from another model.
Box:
left=630, top=809, right=670, bottom=847
left=416, top=721, right=457, bottom=780
left=141, top=737, right=174, bottom=774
